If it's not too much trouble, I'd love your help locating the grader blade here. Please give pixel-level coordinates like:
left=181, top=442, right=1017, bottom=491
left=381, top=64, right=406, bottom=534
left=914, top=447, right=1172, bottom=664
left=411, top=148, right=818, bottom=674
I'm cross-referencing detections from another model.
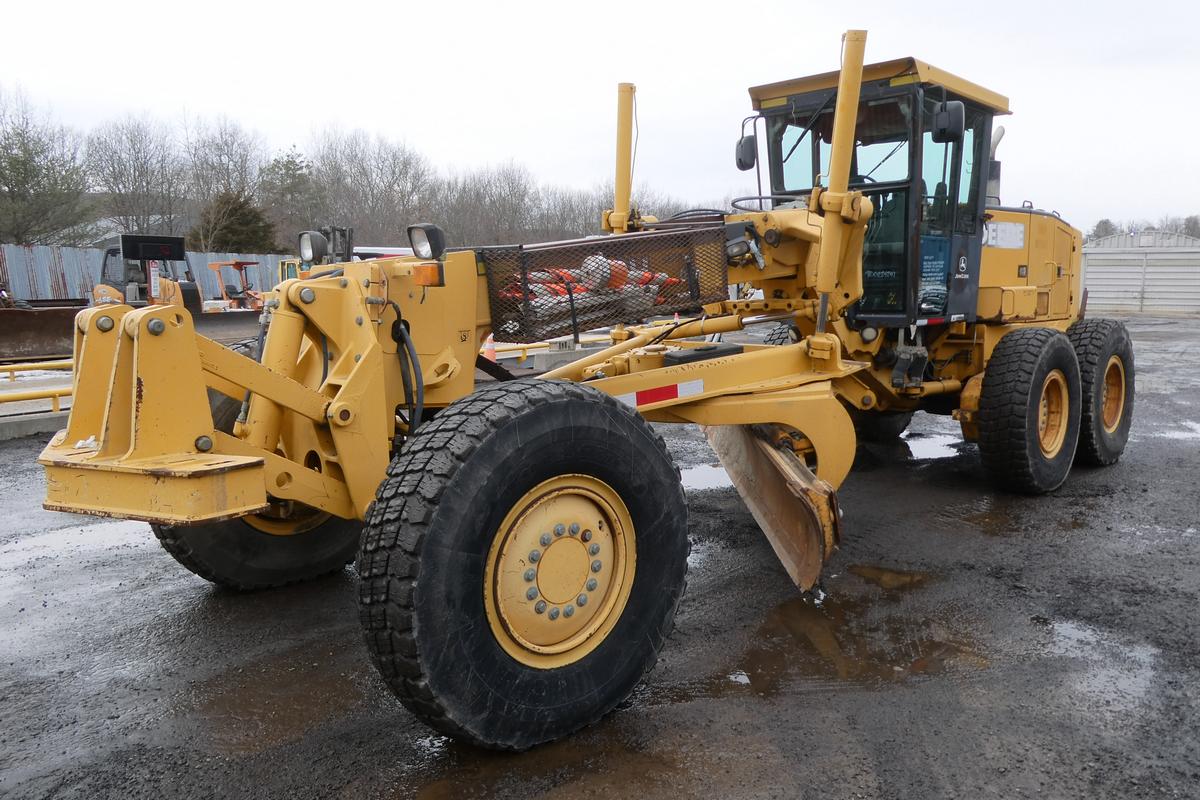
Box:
left=704, top=424, right=841, bottom=591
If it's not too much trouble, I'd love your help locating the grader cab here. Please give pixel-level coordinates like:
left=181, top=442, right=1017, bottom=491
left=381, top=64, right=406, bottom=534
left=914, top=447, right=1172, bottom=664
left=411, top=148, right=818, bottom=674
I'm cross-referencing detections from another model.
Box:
left=38, top=31, right=1133, bottom=750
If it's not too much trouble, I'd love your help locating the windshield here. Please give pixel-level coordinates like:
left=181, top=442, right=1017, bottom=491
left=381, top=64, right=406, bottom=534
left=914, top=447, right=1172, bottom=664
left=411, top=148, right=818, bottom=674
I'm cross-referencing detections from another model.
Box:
left=767, top=93, right=913, bottom=193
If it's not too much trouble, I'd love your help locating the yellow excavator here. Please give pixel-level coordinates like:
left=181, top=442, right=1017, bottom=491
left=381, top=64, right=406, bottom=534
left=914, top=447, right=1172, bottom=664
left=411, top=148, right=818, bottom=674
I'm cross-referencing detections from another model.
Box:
left=38, top=31, right=1132, bottom=750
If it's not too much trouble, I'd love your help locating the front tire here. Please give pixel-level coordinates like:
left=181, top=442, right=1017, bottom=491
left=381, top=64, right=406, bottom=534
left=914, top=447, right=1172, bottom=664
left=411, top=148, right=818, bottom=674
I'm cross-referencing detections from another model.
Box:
left=1068, top=319, right=1134, bottom=466
left=978, top=328, right=1082, bottom=493
left=357, top=378, right=689, bottom=750
left=765, top=323, right=912, bottom=441
left=151, top=339, right=361, bottom=590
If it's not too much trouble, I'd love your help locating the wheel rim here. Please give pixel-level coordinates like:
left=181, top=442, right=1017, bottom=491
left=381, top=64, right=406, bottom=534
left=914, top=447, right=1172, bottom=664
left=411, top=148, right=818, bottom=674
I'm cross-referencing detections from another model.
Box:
left=484, top=474, right=636, bottom=669
left=1101, top=355, right=1126, bottom=433
left=241, top=502, right=330, bottom=536
left=1038, top=369, right=1069, bottom=458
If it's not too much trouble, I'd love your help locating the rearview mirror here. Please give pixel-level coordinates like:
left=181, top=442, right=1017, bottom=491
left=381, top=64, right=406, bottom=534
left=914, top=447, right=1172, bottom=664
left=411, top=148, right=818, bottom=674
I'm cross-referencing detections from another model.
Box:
left=735, top=135, right=757, bottom=171
left=931, top=100, right=965, bottom=144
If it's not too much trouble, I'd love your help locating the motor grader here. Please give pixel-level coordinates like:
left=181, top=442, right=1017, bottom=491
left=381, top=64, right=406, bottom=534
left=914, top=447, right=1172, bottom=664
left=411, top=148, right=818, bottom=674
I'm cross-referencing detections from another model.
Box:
left=38, top=31, right=1133, bottom=750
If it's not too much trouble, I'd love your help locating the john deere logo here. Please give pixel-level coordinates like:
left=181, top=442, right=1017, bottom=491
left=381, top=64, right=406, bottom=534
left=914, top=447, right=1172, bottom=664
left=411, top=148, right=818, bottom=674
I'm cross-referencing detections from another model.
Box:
left=957, top=256, right=968, bottom=273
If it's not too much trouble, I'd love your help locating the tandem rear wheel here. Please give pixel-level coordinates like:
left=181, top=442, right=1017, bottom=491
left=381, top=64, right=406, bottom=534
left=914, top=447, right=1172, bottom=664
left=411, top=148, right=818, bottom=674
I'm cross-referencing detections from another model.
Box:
left=356, top=378, right=689, bottom=750
left=1067, top=318, right=1134, bottom=466
left=977, top=328, right=1082, bottom=493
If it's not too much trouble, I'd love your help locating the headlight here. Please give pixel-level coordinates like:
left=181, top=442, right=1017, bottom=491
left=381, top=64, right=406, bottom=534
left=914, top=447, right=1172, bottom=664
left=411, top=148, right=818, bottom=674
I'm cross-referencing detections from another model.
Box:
left=298, top=231, right=328, bottom=264
left=407, top=224, right=446, bottom=260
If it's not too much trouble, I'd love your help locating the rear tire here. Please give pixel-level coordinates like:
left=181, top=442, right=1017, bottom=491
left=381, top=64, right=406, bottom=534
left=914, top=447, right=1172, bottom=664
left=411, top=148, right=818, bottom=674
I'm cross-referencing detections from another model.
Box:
left=978, top=328, right=1081, bottom=493
left=151, top=339, right=361, bottom=590
left=357, top=378, right=689, bottom=750
left=1067, top=319, right=1134, bottom=466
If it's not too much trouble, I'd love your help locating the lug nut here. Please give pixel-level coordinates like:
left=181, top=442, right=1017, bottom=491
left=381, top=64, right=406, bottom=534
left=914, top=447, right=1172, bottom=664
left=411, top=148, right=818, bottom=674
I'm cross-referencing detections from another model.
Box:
left=554, top=524, right=565, bottom=536
left=549, top=607, right=560, bottom=620
left=526, top=587, right=538, bottom=600
left=299, top=287, right=316, bottom=303
left=194, top=435, right=213, bottom=452
left=569, top=523, right=580, bottom=536
left=147, top=318, right=165, bottom=335
left=581, top=530, right=592, bottom=542
left=577, top=594, right=588, bottom=606
left=586, top=578, right=598, bottom=591
left=534, top=600, right=547, bottom=614
left=524, top=568, right=536, bottom=581
left=339, top=278, right=348, bottom=288
left=591, top=560, right=602, bottom=573
left=563, top=605, right=575, bottom=618
left=588, top=543, right=600, bottom=556
left=529, top=550, right=541, bottom=562
left=355, top=316, right=363, bottom=326
left=96, top=316, right=114, bottom=332
left=540, top=533, right=551, bottom=547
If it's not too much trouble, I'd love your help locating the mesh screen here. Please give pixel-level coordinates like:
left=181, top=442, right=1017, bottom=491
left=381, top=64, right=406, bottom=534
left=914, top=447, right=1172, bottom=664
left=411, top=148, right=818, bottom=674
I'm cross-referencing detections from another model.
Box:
left=480, top=226, right=728, bottom=343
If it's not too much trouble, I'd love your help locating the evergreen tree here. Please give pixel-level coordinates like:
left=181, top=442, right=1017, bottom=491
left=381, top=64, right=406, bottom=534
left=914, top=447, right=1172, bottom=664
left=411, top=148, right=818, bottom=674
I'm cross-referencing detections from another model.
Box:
left=188, top=192, right=278, bottom=253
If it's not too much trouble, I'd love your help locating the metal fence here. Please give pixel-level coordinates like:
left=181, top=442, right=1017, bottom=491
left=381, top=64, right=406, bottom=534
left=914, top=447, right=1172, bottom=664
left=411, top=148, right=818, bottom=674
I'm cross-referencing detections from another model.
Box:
left=1082, top=238, right=1200, bottom=315
left=0, top=244, right=289, bottom=303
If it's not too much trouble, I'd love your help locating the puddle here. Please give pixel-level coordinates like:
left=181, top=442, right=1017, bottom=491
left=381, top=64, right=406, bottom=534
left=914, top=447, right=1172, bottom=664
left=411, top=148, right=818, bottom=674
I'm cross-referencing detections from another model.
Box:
left=179, top=645, right=364, bottom=756
left=933, top=495, right=1021, bottom=536
left=679, top=463, right=732, bottom=492
left=647, top=584, right=985, bottom=704
left=1154, top=420, right=1200, bottom=440
left=848, top=564, right=930, bottom=590
left=408, top=729, right=686, bottom=800
left=1048, top=620, right=1158, bottom=716
left=686, top=538, right=722, bottom=569
left=901, top=431, right=961, bottom=460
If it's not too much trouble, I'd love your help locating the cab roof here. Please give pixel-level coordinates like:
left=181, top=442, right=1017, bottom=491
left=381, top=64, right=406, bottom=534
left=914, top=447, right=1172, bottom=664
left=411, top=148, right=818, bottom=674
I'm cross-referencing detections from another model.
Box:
left=749, top=57, right=1010, bottom=115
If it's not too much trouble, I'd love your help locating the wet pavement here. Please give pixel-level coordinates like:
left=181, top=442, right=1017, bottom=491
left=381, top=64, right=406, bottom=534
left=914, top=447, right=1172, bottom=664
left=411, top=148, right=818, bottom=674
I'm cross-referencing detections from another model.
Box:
left=2, top=315, right=1198, bottom=799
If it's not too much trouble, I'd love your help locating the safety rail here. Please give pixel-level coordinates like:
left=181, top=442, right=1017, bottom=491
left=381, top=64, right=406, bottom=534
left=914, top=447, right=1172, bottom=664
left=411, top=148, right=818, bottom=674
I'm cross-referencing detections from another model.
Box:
left=0, top=386, right=72, bottom=411
left=493, top=335, right=610, bottom=363
left=1, top=359, right=73, bottom=381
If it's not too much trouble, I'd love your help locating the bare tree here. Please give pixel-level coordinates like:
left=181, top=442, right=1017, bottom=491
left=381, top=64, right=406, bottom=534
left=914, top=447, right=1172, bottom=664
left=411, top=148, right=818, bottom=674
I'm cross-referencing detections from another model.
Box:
left=0, top=89, right=93, bottom=245
left=1184, top=216, right=1200, bottom=240
left=184, top=117, right=266, bottom=251
left=87, top=115, right=186, bottom=235
left=310, top=130, right=434, bottom=244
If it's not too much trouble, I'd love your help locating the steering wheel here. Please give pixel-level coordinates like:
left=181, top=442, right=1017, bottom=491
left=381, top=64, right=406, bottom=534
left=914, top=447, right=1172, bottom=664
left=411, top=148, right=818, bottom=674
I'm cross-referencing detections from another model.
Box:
left=850, top=174, right=877, bottom=185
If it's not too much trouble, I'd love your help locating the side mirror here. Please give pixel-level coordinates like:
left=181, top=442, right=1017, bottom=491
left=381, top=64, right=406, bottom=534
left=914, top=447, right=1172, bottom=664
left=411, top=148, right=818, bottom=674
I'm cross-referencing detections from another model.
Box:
left=298, top=231, right=329, bottom=264
left=735, top=135, right=757, bottom=171
left=931, top=100, right=965, bottom=144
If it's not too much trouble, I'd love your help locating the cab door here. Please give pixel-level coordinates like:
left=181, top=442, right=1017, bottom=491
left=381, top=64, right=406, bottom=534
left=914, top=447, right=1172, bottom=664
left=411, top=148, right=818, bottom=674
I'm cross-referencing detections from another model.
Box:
left=915, top=96, right=990, bottom=323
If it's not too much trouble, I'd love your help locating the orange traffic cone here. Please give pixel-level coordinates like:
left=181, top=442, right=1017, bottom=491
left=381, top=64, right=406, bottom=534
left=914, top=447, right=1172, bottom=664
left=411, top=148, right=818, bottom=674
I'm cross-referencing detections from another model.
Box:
left=483, top=334, right=497, bottom=362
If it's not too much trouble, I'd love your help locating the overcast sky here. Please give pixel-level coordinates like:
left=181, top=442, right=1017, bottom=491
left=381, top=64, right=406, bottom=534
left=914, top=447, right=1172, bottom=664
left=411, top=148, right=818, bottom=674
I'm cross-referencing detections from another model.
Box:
left=2, top=0, right=1196, bottom=232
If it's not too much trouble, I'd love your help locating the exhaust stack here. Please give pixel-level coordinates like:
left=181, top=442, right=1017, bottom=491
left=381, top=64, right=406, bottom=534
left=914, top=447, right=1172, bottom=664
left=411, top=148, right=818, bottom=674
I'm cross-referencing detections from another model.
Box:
left=986, top=125, right=1005, bottom=205
left=604, top=83, right=636, bottom=232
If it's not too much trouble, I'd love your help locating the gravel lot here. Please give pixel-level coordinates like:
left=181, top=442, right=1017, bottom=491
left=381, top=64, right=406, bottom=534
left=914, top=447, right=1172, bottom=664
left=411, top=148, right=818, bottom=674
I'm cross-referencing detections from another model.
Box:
left=1, top=316, right=1196, bottom=799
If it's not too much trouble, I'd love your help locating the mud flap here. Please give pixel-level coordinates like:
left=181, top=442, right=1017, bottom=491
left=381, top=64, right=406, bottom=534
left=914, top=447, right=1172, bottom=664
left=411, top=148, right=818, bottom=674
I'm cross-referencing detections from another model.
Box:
left=704, top=424, right=841, bottom=590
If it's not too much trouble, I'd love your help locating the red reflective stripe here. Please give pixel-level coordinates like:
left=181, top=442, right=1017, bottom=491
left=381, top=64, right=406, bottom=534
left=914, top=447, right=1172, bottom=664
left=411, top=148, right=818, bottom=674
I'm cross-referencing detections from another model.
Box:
left=635, top=384, right=679, bottom=405
left=925, top=317, right=945, bottom=325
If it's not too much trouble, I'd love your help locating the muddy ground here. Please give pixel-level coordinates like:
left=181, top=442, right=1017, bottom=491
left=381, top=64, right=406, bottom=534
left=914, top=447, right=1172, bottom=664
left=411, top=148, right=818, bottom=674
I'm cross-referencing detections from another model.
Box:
left=1, top=316, right=1197, bottom=799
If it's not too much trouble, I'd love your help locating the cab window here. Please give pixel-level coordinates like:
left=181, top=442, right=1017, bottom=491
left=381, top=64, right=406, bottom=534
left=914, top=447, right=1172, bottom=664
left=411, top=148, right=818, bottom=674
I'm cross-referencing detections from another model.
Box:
left=767, top=94, right=913, bottom=192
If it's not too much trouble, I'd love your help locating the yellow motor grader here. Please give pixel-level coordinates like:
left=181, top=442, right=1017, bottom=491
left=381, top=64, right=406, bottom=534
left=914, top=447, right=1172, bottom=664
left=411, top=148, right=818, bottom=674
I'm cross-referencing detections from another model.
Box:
left=38, top=31, right=1133, bottom=750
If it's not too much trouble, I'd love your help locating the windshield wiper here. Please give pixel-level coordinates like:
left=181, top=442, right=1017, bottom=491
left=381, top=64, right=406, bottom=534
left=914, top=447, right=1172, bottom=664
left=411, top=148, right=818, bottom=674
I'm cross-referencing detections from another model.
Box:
left=862, top=140, right=906, bottom=181
left=781, top=92, right=837, bottom=165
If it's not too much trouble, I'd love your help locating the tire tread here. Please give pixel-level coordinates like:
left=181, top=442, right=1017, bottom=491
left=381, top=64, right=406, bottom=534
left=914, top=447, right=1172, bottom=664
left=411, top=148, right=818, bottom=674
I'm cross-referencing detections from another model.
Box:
left=357, top=378, right=687, bottom=749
